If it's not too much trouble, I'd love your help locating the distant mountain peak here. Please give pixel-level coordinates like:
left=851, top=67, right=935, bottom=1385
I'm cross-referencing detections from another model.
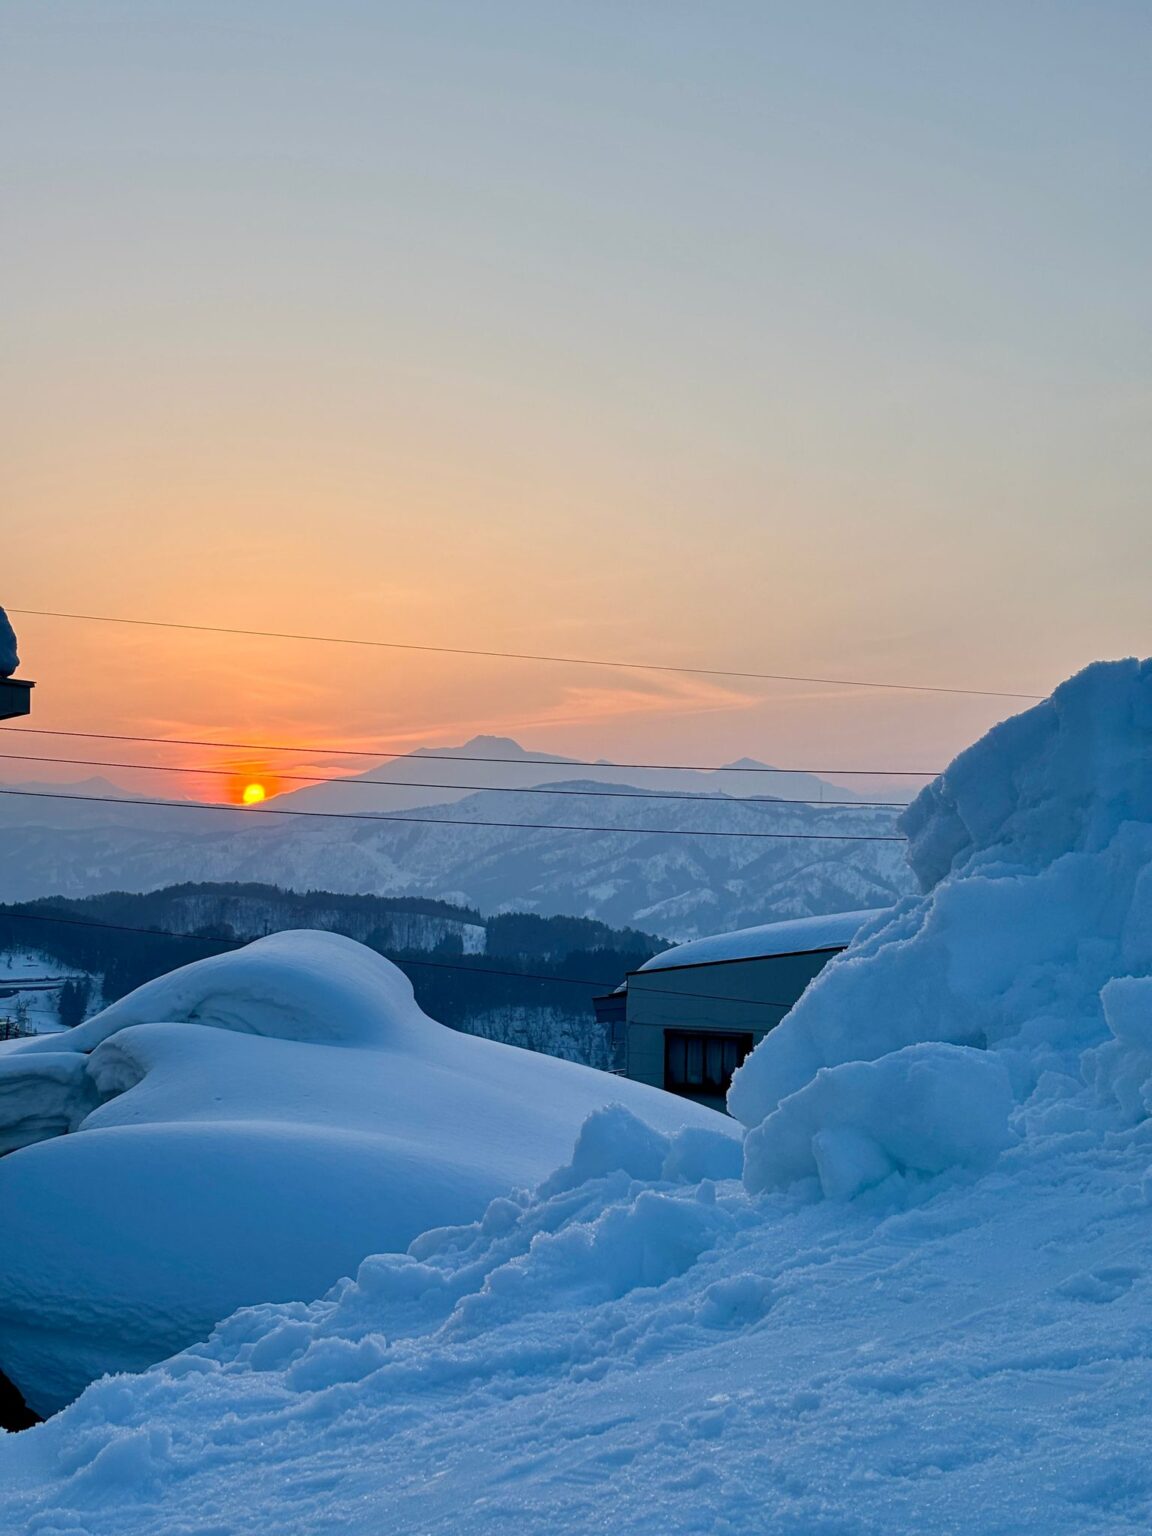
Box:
left=462, top=735, right=534, bottom=754
left=718, top=757, right=774, bottom=771
left=10, top=774, right=133, bottom=797
left=418, top=735, right=576, bottom=764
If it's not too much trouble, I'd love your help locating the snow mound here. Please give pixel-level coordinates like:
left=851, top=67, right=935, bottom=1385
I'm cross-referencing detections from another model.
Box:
left=1084, top=975, right=1152, bottom=1123
left=0, top=607, right=17, bottom=677
left=16, top=928, right=418, bottom=1053
left=729, top=660, right=1152, bottom=1195
left=0, top=932, right=734, bottom=1416
left=743, top=1043, right=1014, bottom=1199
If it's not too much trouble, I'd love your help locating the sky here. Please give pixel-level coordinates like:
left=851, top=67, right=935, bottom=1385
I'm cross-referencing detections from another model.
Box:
left=1, top=1, right=1149, bottom=801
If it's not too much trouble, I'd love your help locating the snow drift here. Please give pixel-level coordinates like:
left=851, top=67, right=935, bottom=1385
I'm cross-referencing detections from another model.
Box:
left=730, top=656, right=1152, bottom=1196
left=0, top=931, right=733, bottom=1416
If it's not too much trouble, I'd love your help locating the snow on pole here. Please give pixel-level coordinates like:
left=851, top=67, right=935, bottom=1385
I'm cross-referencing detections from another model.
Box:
left=0, top=608, right=17, bottom=678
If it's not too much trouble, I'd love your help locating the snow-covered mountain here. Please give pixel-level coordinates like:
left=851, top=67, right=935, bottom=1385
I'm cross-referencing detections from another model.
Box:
left=0, top=739, right=914, bottom=938
left=275, top=735, right=909, bottom=815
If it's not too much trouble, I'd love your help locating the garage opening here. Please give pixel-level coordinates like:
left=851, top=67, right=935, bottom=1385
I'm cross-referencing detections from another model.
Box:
left=664, top=1029, right=753, bottom=1101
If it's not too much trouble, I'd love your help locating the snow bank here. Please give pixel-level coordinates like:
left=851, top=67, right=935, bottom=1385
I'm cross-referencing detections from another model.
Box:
left=0, top=932, right=733, bottom=1416
left=0, top=607, right=17, bottom=677
left=0, top=1053, right=93, bottom=1154
left=729, top=660, right=1152, bottom=1191
left=743, top=1043, right=1014, bottom=1198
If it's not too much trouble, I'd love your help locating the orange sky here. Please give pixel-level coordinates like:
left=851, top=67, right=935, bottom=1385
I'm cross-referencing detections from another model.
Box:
left=3, top=3, right=1149, bottom=801
left=2, top=608, right=1032, bottom=804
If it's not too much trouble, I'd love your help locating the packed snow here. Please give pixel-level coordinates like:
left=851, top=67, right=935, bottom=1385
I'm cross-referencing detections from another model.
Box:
left=4, top=658, right=1152, bottom=1533
left=0, top=607, right=17, bottom=677
left=0, top=931, right=731, bottom=1417
left=639, top=907, right=885, bottom=970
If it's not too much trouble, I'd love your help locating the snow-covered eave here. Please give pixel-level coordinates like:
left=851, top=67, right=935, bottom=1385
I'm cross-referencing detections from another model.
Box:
left=633, top=908, right=887, bottom=977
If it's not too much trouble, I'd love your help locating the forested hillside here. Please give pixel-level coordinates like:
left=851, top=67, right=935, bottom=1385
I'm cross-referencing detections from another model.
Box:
left=0, top=884, right=665, bottom=1067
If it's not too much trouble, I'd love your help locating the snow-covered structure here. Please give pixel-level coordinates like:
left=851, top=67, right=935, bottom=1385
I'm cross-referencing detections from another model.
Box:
left=0, top=606, right=32, bottom=720
left=603, top=909, right=883, bottom=1107
left=0, top=931, right=735, bottom=1417
left=0, top=608, right=17, bottom=678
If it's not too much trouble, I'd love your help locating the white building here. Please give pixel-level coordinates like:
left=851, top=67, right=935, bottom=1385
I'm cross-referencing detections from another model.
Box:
left=597, top=909, right=885, bottom=1110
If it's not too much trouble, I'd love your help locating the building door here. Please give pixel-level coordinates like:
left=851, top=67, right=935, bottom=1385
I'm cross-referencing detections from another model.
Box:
left=663, top=1030, right=754, bottom=1100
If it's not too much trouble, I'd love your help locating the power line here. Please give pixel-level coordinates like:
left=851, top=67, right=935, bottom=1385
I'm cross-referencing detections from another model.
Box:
left=0, top=749, right=910, bottom=811
left=0, top=786, right=908, bottom=841
left=8, top=726, right=945, bottom=778
left=8, top=606, right=1043, bottom=700
left=0, top=908, right=797, bottom=1010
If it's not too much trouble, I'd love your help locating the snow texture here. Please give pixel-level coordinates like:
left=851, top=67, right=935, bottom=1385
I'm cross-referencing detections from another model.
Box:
left=639, top=907, right=885, bottom=970
left=5, top=658, right=1152, bottom=1533
left=0, top=931, right=732, bottom=1416
left=743, top=1042, right=1014, bottom=1198
left=0, top=607, right=17, bottom=677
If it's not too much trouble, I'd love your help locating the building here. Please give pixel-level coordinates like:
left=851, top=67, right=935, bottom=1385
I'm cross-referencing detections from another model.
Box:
left=597, top=909, right=884, bottom=1111
left=0, top=679, right=33, bottom=722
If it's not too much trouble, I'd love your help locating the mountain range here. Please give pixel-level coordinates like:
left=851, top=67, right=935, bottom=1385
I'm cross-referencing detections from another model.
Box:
left=0, top=736, right=917, bottom=938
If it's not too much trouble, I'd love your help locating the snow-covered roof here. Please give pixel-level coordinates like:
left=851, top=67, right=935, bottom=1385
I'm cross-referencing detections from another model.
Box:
left=637, top=908, right=885, bottom=973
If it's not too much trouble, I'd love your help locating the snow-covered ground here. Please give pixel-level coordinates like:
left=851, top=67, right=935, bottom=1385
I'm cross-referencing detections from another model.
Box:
left=0, top=931, right=731, bottom=1417
left=3, top=657, right=1152, bottom=1533
left=0, top=950, right=80, bottom=1036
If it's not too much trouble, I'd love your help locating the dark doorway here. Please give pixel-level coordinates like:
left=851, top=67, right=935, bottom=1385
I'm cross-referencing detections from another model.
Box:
left=664, top=1029, right=753, bottom=1100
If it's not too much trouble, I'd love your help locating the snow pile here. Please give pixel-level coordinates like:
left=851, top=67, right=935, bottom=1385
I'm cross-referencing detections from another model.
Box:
left=0, top=932, right=732, bottom=1416
left=1086, top=976, right=1152, bottom=1123
left=744, top=1042, right=1014, bottom=1199
left=0, top=607, right=17, bottom=677
left=730, top=657, right=1152, bottom=1195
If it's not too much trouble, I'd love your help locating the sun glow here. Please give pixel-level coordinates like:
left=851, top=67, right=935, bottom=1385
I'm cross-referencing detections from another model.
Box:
left=242, top=782, right=267, bottom=806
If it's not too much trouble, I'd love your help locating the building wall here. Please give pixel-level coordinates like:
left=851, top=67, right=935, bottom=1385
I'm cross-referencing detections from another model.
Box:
left=624, top=947, right=841, bottom=1092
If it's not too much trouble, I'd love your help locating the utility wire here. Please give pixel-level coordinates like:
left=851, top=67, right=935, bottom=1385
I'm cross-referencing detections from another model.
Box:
left=8, top=726, right=944, bottom=778
left=8, top=606, right=1043, bottom=701
left=0, top=749, right=910, bottom=811
left=0, top=787, right=908, bottom=841
left=0, top=908, right=797, bottom=1010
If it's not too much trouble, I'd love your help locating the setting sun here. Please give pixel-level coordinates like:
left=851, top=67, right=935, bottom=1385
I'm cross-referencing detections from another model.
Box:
left=241, top=782, right=267, bottom=806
